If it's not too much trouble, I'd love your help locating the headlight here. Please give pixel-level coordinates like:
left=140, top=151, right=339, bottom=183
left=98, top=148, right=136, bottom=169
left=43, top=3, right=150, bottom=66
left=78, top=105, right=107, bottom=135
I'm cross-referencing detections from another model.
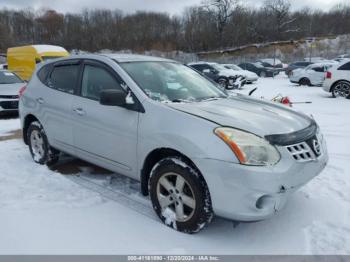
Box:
left=215, top=127, right=280, bottom=166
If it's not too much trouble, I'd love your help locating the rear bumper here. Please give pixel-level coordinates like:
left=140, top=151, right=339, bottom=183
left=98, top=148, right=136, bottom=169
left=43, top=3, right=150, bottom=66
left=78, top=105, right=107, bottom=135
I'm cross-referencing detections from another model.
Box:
left=323, top=79, right=332, bottom=92
left=193, top=137, right=328, bottom=221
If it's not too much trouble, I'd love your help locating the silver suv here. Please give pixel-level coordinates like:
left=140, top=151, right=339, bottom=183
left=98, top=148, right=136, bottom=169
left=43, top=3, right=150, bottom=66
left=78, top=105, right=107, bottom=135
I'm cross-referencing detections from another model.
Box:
left=19, top=54, right=328, bottom=233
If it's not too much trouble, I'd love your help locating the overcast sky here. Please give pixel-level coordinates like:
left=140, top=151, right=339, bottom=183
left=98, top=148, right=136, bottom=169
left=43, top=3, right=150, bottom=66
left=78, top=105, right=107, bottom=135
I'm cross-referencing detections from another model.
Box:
left=0, top=0, right=348, bottom=14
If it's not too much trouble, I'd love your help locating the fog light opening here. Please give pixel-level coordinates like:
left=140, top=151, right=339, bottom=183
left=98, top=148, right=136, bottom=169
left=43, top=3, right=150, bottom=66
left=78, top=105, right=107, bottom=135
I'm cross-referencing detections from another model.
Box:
left=256, top=195, right=275, bottom=210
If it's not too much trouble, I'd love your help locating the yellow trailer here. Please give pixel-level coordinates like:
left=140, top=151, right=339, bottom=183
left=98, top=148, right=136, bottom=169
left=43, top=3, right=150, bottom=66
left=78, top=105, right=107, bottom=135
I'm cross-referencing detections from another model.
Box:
left=7, top=45, right=69, bottom=81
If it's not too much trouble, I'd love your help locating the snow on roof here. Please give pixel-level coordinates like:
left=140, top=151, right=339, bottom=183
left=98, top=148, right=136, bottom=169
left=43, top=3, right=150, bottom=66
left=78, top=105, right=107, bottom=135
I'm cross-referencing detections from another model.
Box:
left=32, top=45, right=68, bottom=54
left=104, top=53, right=173, bottom=63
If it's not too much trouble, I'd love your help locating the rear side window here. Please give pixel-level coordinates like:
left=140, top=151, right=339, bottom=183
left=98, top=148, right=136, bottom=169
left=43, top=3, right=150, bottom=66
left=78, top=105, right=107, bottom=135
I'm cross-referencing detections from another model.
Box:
left=48, top=65, right=80, bottom=94
left=338, top=62, right=350, bottom=71
left=313, top=67, right=324, bottom=72
left=81, top=65, right=124, bottom=101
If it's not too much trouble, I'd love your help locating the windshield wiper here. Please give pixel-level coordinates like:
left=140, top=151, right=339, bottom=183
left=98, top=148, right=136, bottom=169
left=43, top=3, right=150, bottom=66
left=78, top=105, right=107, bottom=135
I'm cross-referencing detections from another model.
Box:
left=171, top=99, right=193, bottom=103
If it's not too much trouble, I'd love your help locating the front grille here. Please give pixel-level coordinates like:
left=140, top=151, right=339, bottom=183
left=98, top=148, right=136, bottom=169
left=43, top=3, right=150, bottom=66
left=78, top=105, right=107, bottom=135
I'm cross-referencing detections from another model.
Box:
left=0, top=100, right=19, bottom=109
left=0, top=95, right=19, bottom=99
left=286, top=136, right=322, bottom=162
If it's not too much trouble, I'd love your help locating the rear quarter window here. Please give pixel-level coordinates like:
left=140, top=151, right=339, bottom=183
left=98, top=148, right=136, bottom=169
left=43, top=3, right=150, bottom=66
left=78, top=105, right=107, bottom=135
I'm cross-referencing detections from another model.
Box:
left=47, top=64, right=80, bottom=94
left=338, top=62, right=350, bottom=71
left=37, top=64, right=53, bottom=85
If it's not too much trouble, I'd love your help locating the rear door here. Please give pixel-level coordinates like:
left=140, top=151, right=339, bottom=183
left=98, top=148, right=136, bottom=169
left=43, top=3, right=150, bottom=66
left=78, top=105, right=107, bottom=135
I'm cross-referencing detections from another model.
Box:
left=72, top=60, right=139, bottom=177
left=38, top=60, right=81, bottom=153
left=310, top=66, right=327, bottom=85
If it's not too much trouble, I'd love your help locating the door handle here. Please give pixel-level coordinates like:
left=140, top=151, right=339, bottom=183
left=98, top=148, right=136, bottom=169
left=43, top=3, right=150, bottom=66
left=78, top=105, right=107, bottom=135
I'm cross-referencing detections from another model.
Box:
left=36, top=98, right=44, bottom=104
left=73, top=108, right=86, bottom=116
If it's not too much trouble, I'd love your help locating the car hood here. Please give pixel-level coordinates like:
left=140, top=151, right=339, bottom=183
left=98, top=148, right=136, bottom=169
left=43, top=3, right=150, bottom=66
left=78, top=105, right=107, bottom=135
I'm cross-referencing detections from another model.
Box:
left=0, top=83, right=24, bottom=96
left=167, top=95, right=311, bottom=137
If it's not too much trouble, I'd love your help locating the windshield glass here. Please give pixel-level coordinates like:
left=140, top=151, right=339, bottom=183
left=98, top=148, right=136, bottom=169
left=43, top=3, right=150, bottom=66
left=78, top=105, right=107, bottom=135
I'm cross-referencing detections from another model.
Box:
left=211, top=63, right=227, bottom=71
left=227, top=64, right=242, bottom=70
left=120, top=62, right=227, bottom=102
left=0, top=71, right=23, bottom=84
left=253, top=62, right=264, bottom=68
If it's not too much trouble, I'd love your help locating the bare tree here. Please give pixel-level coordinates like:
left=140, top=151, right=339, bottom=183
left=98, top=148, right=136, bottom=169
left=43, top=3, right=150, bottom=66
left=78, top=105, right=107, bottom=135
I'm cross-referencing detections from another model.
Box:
left=201, top=0, right=239, bottom=47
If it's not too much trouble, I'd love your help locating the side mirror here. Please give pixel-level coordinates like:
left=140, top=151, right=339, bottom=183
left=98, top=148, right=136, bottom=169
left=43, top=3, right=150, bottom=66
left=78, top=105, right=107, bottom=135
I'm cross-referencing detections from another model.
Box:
left=100, top=89, right=127, bottom=106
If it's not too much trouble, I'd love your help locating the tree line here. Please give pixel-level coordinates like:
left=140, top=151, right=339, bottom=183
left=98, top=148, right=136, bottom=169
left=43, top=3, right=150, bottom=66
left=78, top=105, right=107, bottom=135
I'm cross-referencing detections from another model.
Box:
left=1, top=0, right=350, bottom=53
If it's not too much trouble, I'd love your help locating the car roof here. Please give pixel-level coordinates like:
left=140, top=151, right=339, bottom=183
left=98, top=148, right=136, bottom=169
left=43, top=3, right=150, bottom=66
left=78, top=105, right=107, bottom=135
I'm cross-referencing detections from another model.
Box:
left=48, top=53, right=175, bottom=63
left=187, top=61, right=211, bottom=66
left=103, top=53, right=174, bottom=63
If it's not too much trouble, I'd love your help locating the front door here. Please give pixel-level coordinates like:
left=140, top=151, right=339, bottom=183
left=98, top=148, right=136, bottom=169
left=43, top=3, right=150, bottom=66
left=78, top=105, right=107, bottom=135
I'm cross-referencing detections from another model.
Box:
left=72, top=60, right=139, bottom=177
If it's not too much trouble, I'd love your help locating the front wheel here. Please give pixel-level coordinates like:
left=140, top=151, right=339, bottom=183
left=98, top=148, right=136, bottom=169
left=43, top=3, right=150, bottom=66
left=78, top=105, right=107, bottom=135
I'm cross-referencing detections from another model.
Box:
left=149, top=157, right=213, bottom=234
left=299, top=78, right=311, bottom=86
left=27, top=121, right=60, bottom=166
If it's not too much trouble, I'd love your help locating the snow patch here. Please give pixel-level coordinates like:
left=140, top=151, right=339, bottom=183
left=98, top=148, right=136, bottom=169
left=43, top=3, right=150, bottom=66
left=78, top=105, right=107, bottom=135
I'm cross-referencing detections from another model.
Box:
left=162, top=207, right=177, bottom=230
left=305, top=222, right=350, bottom=254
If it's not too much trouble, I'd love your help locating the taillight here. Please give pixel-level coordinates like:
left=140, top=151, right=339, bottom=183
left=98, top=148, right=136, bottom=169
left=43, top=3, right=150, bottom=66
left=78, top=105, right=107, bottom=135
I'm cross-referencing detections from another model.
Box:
left=326, top=71, right=332, bottom=79
left=19, top=85, right=27, bottom=98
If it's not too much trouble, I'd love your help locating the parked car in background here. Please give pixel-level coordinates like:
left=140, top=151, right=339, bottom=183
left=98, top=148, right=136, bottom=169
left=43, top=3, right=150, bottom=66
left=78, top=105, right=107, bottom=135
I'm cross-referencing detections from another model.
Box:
left=20, top=54, right=328, bottom=233
left=222, top=64, right=258, bottom=84
left=7, top=45, right=69, bottom=81
left=257, top=59, right=287, bottom=72
left=289, top=62, right=336, bottom=86
left=187, top=62, right=245, bottom=89
left=323, top=59, right=350, bottom=98
left=285, top=61, right=313, bottom=76
left=238, top=62, right=278, bottom=78
left=0, top=70, right=26, bottom=114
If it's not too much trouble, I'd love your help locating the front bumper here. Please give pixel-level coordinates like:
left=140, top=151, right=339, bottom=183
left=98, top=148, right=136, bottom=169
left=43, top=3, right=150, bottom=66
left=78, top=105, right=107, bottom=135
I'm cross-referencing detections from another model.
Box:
left=0, top=99, right=19, bottom=113
left=193, top=137, right=328, bottom=221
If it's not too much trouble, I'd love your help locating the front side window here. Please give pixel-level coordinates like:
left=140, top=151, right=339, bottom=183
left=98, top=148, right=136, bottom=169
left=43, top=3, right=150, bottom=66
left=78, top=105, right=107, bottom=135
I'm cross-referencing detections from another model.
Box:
left=81, top=65, right=124, bottom=101
left=48, top=64, right=79, bottom=94
left=120, top=61, right=226, bottom=102
left=0, top=71, right=23, bottom=84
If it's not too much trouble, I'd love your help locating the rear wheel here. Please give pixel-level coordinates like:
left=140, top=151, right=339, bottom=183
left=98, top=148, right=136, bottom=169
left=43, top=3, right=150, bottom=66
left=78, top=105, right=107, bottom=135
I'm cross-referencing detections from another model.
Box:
left=332, top=81, right=350, bottom=98
left=149, top=157, right=213, bottom=233
left=27, top=121, right=60, bottom=166
left=299, top=78, right=311, bottom=86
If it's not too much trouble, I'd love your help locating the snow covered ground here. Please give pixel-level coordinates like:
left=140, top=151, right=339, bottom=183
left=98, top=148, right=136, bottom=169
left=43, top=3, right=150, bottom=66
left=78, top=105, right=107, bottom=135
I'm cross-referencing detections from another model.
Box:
left=0, top=75, right=349, bottom=255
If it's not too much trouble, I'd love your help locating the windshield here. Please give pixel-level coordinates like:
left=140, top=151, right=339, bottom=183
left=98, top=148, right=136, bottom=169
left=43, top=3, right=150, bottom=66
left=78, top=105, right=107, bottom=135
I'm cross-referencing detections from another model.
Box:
left=253, top=62, right=264, bottom=68
left=0, top=71, right=23, bottom=84
left=120, top=62, right=227, bottom=102
left=211, top=63, right=227, bottom=71
left=226, top=64, right=242, bottom=71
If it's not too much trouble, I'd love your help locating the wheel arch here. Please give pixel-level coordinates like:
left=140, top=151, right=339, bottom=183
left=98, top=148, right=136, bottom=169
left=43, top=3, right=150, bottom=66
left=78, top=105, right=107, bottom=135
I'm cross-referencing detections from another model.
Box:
left=330, top=79, right=350, bottom=92
left=23, top=114, right=40, bottom=145
left=140, top=147, right=206, bottom=196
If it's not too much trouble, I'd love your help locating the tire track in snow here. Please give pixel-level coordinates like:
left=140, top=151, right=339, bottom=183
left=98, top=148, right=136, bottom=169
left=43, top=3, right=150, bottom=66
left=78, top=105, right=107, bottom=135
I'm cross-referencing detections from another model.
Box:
left=67, top=174, right=158, bottom=221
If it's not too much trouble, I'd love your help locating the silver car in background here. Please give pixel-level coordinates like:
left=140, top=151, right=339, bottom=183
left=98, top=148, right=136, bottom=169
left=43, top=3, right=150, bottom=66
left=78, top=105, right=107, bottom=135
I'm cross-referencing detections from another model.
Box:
left=19, top=54, right=328, bottom=233
left=0, top=70, right=26, bottom=114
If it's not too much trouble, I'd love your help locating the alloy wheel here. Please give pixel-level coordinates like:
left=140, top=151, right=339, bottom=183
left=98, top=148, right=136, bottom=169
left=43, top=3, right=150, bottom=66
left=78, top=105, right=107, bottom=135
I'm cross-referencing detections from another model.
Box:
left=30, top=130, right=45, bottom=160
left=156, top=172, right=196, bottom=222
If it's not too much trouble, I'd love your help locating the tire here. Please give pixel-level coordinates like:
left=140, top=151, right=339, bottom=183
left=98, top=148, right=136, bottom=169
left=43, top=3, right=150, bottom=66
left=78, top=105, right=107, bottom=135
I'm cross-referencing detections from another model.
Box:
left=260, top=71, right=266, bottom=78
left=27, top=121, right=60, bottom=166
left=331, top=81, right=350, bottom=98
left=217, top=77, right=228, bottom=89
left=149, top=157, right=213, bottom=234
left=299, top=78, right=311, bottom=86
